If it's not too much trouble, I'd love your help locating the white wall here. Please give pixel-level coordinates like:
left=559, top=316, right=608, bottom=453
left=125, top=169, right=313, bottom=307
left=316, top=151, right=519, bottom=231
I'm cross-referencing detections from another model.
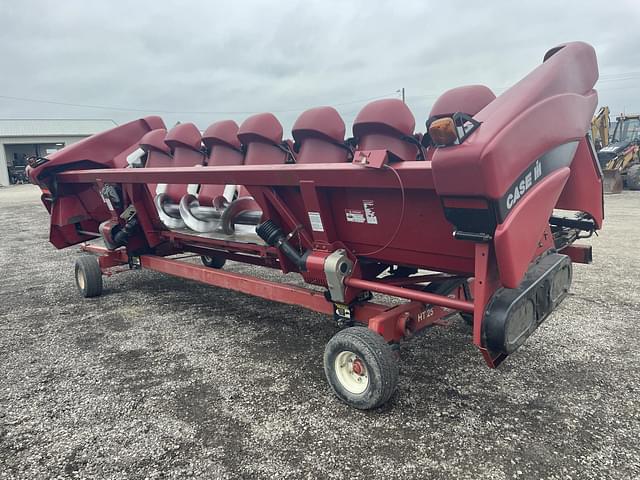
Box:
left=0, top=135, right=88, bottom=186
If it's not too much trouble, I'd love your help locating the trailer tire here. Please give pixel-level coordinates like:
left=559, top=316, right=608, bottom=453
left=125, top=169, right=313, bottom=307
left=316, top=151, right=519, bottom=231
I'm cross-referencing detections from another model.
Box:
left=201, top=255, right=226, bottom=269
left=75, top=256, right=103, bottom=298
left=460, top=312, right=474, bottom=326
left=626, top=164, right=640, bottom=190
left=324, top=327, right=398, bottom=409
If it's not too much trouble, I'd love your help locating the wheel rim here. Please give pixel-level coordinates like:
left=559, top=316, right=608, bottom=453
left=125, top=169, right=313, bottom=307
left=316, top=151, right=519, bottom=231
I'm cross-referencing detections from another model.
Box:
left=334, top=350, right=369, bottom=394
left=77, top=269, right=86, bottom=290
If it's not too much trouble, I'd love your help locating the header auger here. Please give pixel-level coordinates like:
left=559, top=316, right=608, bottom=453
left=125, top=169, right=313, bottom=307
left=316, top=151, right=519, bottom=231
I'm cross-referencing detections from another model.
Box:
left=28, top=42, right=603, bottom=409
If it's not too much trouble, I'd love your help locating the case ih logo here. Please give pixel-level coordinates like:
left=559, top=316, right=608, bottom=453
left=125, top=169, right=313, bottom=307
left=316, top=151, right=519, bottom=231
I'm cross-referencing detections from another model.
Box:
left=497, top=141, right=578, bottom=223
left=506, top=159, right=543, bottom=210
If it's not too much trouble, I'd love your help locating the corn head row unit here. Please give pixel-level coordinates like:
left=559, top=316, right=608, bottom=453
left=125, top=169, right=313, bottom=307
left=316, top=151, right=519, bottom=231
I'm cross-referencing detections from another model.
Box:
left=28, top=42, right=604, bottom=409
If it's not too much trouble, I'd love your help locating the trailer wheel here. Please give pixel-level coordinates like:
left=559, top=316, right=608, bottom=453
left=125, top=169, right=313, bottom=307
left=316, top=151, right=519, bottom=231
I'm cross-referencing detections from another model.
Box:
left=324, top=327, right=399, bottom=409
left=460, top=312, right=474, bottom=326
left=626, top=164, right=640, bottom=190
left=201, top=255, right=226, bottom=269
left=75, top=256, right=103, bottom=298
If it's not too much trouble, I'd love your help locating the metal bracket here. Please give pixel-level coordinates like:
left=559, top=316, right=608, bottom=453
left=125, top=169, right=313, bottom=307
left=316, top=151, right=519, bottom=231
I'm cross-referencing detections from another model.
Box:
left=453, top=230, right=493, bottom=242
left=120, top=204, right=137, bottom=222
left=284, top=224, right=304, bottom=242
left=323, top=249, right=353, bottom=303
left=333, top=302, right=354, bottom=329
left=100, top=184, right=121, bottom=210
left=353, top=150, right=389, bottom=169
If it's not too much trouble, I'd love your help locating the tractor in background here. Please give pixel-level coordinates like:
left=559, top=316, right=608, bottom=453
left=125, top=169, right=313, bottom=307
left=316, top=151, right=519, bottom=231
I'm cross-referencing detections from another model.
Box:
left=593, top=107, right=640, bottom=193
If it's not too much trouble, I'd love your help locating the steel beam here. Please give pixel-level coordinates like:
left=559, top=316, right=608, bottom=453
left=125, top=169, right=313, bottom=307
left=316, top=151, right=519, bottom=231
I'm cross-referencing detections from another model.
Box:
left=138, top=254, right=335, bottom=315
left=344, top=277, right=474, bottom=312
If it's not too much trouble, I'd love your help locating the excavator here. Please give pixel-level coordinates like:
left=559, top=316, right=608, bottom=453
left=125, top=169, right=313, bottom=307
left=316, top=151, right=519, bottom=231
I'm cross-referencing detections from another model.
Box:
left=591, top=106, right=610, bottom=151
left=592, top=106, right=640, bottom=193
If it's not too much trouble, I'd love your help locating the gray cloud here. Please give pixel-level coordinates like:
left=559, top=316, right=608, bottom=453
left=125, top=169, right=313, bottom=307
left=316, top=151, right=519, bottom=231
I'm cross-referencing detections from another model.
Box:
left=1, top=0, right=639, bottom=132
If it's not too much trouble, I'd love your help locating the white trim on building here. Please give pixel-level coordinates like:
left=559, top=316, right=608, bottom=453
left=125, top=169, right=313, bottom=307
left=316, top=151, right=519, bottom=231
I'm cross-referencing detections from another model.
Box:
left=0, top=119, right=117, bottom=186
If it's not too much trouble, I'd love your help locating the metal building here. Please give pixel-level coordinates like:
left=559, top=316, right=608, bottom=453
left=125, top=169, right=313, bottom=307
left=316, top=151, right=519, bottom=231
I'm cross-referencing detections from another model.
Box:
left=0, top=119, right=117, bottom=186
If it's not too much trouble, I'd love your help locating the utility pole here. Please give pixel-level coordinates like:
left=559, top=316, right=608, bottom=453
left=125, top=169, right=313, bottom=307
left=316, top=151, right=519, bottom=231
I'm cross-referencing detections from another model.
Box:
left=397, top=88, right=405, bottom=104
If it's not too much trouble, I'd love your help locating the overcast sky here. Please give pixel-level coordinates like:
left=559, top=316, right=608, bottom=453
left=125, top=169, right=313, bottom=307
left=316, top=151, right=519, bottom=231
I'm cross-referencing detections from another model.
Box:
left=1, top=0, right=639, bottom=133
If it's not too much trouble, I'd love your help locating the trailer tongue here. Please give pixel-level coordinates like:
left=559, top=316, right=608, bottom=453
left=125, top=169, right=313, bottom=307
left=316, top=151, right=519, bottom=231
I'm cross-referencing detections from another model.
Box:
left=28, top=42, right=603, bottom=409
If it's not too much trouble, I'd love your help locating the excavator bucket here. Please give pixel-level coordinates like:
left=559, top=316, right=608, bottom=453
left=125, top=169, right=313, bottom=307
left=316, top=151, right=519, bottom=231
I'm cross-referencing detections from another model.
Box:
left=602, top=169, right=623, bottom=194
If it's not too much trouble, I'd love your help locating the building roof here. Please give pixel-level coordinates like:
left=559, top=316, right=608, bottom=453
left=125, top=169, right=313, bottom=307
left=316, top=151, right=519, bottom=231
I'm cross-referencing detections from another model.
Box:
left=0, top=119, right=117, bottom=137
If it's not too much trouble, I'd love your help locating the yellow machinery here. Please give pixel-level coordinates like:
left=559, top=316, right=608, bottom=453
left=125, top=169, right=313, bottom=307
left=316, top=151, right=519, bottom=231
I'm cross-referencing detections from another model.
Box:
left=593, top=108, right=640, bottom=193
left=591, top=106, right=610, bottom=151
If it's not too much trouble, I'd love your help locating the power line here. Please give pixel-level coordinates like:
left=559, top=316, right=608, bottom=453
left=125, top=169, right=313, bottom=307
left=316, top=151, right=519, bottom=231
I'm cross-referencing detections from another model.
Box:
left=1, top=69, right=638, bottom=116
left=408, top=71, right=640, bottom=102
left=0, top=92, right=396, bottom=115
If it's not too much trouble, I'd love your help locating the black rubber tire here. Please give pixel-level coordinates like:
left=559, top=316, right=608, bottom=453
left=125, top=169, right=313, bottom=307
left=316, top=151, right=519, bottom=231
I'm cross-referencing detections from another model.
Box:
left=460, top=312, right=474, bottom=326
left=626, top=164, right=640, bottom=190
left=201, top=255, right=226, bottom=269
left=324, top=326, right=399, bottom=410
left=75, top=256, right=103, bottom=298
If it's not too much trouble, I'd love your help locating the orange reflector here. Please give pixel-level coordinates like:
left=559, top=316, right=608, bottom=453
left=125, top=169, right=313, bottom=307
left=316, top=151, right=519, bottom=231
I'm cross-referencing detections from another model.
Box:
left=429, top=117, right=457, bottom=146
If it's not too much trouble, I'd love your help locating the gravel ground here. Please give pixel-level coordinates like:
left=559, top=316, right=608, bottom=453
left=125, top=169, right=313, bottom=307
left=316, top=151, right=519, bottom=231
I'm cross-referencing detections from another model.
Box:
left=0, top=184, right=638, bottom=479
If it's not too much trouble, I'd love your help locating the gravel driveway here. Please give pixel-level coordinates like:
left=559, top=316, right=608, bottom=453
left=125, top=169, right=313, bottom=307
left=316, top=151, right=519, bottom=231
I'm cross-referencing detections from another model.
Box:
left=0, top=184, right=638, bottom=479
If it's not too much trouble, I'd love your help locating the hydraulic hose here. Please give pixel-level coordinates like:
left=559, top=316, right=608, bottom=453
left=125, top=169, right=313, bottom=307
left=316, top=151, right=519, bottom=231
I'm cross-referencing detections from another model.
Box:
left=256, top=220, right=308, bottom=271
